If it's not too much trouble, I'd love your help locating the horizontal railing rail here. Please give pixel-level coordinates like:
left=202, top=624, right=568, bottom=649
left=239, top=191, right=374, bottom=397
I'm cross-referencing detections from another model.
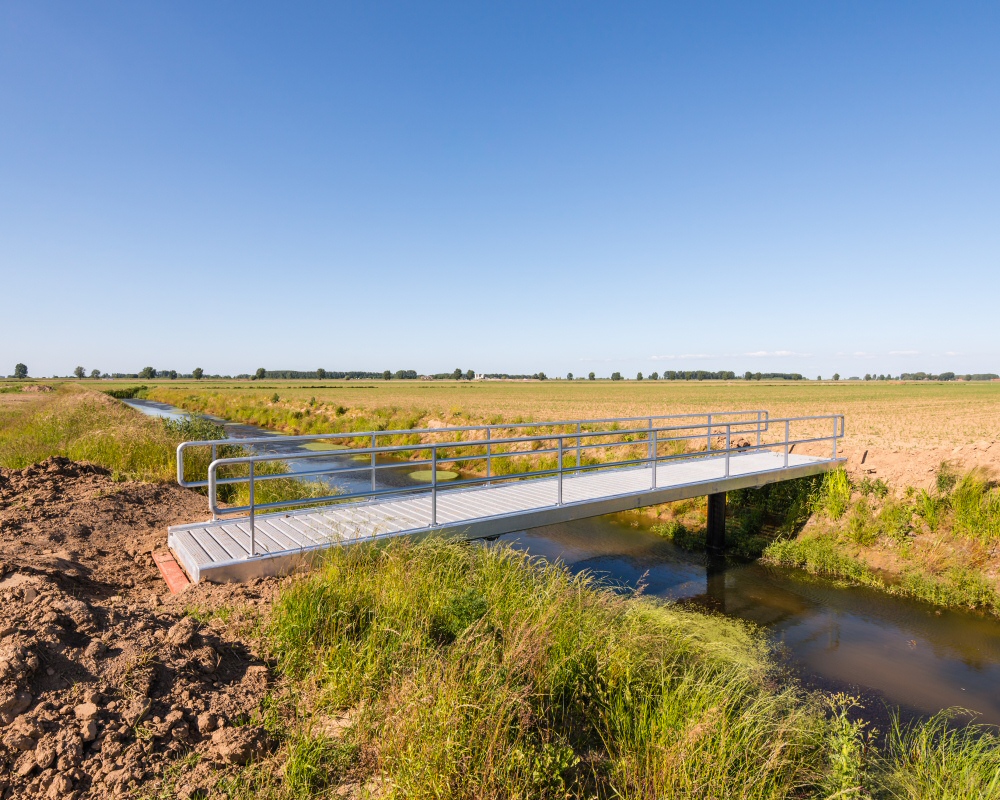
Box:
left=177, top=409, right=771, bottom=488
left=176, top=410, right=845, bottom=558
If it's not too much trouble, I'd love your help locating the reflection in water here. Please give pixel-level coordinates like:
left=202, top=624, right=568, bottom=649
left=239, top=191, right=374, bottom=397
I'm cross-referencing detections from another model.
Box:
left=500, top=518, right=1000, bottom=725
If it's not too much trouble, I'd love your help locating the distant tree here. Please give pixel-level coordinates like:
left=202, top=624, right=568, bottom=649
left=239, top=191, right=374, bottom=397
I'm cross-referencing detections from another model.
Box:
left=452, top=368, right=463, bottom=380
left=754, top=372, right=762, bottom=381
left=636, top=372, right=643, bottom=381
left=535, top=372, right=548, bottom=380
left=864, top=374, right=871, bottom=381
left=254, top=368, right=266, bottom=380
left=139, top=366, right=157, bottom=379
left=383, top=370, right=392, bottom=380
left=168, top=370, right=178, bottom=379
left=567, top=372, right=573, bottom=380
left=832, top=373, right=840, bottom=381
left=90, top=369, right=100, bottom=379
left=611, top=372, right=622, bottom=381
left=465, top=369, right=475, bottom=380
left=316, top=368, right=326, bottom=380
left=588, top=372, right=595, bottom=380
left=744, top=371, right=753, bottom=381
left=14, top=363, right=27, bottom=379
left=649, top=371, right=659, bottom=380
left=73, top=366, right=85, bottom=379
left=817, top=375, right=822, bottom=381
left=192, top=368, right=204, bottom=380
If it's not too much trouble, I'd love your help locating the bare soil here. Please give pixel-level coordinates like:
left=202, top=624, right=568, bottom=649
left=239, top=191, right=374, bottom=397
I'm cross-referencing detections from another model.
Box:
left=0, top=458, right=281, bottom=799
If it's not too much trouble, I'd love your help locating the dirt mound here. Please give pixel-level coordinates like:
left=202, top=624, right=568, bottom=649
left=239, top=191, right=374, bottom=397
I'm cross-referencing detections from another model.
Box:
left=0, top=458, right=282, bottom=798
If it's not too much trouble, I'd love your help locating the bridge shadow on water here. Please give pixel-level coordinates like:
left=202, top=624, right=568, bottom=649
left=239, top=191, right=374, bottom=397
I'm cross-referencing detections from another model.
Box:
left=498, top=515, right=1000, bottom=730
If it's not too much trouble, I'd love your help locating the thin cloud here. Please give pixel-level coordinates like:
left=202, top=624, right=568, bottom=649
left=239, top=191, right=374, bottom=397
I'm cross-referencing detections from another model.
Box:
left=744, top=350, right=809, bottom=358
left=889, top=350, right=919, bottom=356
left=650, top=354, right=716, bottom=361
left=945, top=351, right=962, bottom=356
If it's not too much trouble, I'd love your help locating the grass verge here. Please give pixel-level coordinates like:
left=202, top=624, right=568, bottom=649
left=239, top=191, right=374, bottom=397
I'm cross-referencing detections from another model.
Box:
left=217, top=537, right=1000, bottom=799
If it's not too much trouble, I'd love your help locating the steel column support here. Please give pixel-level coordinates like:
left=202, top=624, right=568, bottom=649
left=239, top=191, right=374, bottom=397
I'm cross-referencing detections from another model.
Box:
left=707, top=492, right=726, bottom=554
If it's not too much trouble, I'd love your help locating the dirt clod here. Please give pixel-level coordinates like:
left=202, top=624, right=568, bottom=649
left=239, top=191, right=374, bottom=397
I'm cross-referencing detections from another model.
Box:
left=0, top=457, right=281, bottom=798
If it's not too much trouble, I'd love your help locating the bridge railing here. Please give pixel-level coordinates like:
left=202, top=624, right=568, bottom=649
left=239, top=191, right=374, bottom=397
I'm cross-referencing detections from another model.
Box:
left=176, top=411, right=844, bottom=556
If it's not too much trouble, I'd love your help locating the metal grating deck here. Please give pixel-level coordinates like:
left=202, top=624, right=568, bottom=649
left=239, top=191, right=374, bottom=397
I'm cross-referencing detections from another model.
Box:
left=168, top=450, right=841, bottom=582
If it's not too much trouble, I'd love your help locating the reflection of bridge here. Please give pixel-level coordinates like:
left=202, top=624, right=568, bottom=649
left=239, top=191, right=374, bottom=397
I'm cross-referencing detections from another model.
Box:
left=167, top=410, right=845, bottom=583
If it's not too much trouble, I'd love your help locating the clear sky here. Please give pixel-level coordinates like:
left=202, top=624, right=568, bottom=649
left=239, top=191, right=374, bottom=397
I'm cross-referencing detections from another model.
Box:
left=3, top=2, right=998, bottom=378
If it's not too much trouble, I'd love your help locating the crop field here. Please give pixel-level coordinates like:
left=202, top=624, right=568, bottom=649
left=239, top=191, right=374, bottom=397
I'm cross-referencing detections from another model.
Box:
left=5, top=379, right=999, bottom=488
left=125, top=378, right=1000, bottom=449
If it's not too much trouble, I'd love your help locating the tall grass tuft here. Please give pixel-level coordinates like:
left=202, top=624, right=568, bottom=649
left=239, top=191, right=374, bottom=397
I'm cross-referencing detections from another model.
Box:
left=268, top=538, right=839, bottom=798
left=874, top=711, right=1000, bottom=799
left=817, top=469, right=852, bottom=520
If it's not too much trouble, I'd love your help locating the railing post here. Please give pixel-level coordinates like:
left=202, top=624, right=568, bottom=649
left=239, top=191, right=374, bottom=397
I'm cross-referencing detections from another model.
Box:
left=832, top=416, right=838, bottom=460
left=486, top=427, right=492, bottom=485
left=209, top=460, right=218, bottom=521
left=756, top=411, right=762, bottom=448
left=651, top=429, right=657, bottom=489
left=576, top=422, right=582, bottom=473
left=248, top=459, right=256, bottom=558
left=648, top=418, right=654, bottom=464
left=707, top=413, right=712, bottom=453
left=557, top=437, right=563, bottom=506
left=784, top=420, right=790, bottom=467
left=431, top=446, right=438, bottom=526
left=371, top=433, right=377, bottom=495
left=725, top=424, right=731, bottom=477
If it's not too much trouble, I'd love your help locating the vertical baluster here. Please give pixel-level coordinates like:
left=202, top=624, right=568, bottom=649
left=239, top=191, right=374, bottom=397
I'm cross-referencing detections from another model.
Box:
left=557, top=437, right=563, bottom=506
left=725, top=424, right=731, bottom=477
left=651, top=429, right=658, bottom=489
left=486, top=427, right=492, bottom=485
left=576, top=422, right=582, bottom=473
left=248, top=460, right=256, bottom=558
left=431, top=447, right=438, bottom=526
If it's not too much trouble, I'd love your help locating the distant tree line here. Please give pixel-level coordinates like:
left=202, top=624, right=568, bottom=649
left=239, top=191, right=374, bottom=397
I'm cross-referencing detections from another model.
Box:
left=899, top=372, right=999, bottom=381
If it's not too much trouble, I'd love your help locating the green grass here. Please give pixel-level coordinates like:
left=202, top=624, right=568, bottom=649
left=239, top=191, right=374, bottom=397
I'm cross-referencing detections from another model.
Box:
left=0, top=387, right=343, bottom=512
left=763, top=536, right=1000, bottom=614
left=264, top=538, right=830, bottom=798
left=0, top=386, right=182, bottom=480
left=218, top=536, right=1000, bottom=799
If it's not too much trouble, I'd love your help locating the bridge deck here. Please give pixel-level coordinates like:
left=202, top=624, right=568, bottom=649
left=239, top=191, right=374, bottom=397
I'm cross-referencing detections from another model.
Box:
left=169, top=450, right=841, bottom=583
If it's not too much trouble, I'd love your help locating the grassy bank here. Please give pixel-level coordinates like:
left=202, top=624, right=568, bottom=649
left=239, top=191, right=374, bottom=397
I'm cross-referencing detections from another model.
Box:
left=218, top=538, right=1000, bottom=799
left=0, top=384, right=185, bottom=480
left=755, top=467, right=1000, bottom=614
left=0, top=386, right=329, bottom=506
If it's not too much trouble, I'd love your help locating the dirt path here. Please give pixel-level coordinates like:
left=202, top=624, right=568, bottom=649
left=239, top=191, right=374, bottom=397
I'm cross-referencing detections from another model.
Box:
left=0, top=458, right=282, bottom=799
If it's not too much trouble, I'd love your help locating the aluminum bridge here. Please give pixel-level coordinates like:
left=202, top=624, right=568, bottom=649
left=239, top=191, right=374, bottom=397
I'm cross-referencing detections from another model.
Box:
left=167, top=410, right=844, bottom=583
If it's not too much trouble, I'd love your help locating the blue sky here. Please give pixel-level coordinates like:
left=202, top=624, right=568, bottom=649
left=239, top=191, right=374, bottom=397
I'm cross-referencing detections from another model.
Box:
left=2, top=2, right=998, bottom=378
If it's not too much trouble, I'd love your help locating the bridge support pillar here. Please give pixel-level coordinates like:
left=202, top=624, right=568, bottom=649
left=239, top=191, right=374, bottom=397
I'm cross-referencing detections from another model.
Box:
left=707, top=492, right=726, bottom=554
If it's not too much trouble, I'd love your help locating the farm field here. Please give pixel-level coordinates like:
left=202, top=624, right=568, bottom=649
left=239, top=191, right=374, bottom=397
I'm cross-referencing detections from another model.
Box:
left=132, top=378, right=1000, bottom=489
